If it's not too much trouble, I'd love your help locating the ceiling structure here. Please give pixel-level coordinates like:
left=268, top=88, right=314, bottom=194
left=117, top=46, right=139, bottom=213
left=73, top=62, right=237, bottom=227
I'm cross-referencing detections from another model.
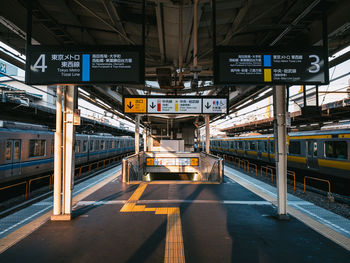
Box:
left=0, top=0, right=350, bottom=130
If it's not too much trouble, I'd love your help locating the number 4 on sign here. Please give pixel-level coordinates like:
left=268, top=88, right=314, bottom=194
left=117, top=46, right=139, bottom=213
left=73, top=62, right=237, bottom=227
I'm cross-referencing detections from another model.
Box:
left=33, top=54, right=48, bottom=73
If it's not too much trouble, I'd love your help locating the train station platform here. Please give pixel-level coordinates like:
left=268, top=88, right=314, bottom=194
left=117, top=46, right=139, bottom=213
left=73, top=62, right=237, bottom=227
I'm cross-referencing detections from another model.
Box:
left=0, top=165, right=349, bottom=262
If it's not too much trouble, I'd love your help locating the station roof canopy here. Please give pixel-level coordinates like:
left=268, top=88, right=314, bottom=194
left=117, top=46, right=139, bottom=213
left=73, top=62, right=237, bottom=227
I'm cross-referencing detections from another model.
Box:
left=1, top=0, right=350, bottom=128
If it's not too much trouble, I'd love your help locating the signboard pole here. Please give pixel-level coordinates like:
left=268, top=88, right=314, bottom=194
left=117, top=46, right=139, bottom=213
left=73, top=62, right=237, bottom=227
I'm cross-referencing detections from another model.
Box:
left=135, top=115, right=140, bottom=154
left=205, top=115, right=210, bottom=153
left=52, top=86, right=63, bottom=218
left=274, top=85, right=289, bottom=220
left=26, top=0, right=32, bottom=51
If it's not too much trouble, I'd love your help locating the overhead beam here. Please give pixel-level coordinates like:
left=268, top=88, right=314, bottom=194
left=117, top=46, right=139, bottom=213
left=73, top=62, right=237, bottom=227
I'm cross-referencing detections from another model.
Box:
left=62, top=0, right=97, bottom=44
left=222, top=0, right=252, bottom=45
left=155, top=0, right=166, bottom=63
left=101, top=0, right=128, bottom=40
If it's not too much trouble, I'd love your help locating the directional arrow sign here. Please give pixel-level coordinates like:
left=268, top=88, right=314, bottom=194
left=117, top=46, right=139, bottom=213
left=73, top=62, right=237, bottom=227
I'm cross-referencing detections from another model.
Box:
left=203, top=98, right=227, bottom=114
left=124, top=98, right=147, bottom=113
left=205, top=102, right=211, bottom=109
left=127, top=101, right=134, bottom=109
left=150, top=102, right=156, bottom=109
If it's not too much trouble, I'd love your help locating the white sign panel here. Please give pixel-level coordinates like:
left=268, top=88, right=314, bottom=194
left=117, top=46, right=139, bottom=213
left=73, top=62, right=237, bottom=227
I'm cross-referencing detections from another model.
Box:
left=202, top=98, right=227, bottom=114
left=148, top=98, right=201, bottom=114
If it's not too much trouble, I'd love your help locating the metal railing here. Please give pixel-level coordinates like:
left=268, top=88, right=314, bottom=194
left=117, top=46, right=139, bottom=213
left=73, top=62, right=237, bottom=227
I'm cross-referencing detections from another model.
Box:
left=122, top=152, right=144, bottom=182
left=304, top=176, right=332, bottom=201
left=200, top=152, right=223, bottom=182
left=0, top=153, right=130, bottom=201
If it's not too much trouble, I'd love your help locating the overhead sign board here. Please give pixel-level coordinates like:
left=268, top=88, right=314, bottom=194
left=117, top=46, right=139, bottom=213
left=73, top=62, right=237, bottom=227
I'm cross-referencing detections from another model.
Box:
left=203, top=98, right=227, bottom=114
left=148, top=98, right=201, bottom=114
left=214, top=46, right=328, bottom=85
left=123, top=96, right=228, bottom=114
left=124, top=98, right=147, bottom=113
left=25, top=45, right=144, bottom=85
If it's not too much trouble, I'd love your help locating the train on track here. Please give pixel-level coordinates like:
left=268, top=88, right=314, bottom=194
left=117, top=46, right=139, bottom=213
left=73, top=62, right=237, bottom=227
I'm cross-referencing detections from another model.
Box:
left=0, top=122, right=134, bottom=184
left=208, top=129, right=350, bottom=180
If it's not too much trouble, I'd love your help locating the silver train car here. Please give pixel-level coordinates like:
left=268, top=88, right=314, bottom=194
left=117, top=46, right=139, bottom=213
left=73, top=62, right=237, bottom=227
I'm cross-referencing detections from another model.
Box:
left=207, top=129, right=350, bottom=179
left=0, top=124, right=134, bottom=184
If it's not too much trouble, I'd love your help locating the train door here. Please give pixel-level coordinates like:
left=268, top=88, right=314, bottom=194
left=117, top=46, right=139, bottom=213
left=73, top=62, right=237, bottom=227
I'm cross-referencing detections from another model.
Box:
left=306, top=140, right=319, bottom=169
left=5, top=140, right=21, bottom=177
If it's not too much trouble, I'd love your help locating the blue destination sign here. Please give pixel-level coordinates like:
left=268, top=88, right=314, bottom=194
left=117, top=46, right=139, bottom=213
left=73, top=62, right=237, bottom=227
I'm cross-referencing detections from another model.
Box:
left=25, top=46, right=144, bottom=85
left=214, top=46, right=328, bottom=85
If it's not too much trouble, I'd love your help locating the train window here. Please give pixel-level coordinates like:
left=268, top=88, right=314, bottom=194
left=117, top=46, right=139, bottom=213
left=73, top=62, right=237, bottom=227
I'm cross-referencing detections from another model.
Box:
left=95, top=140, right=99, bottom=151
left=238, top=141, right=243, bottom=149
left=307, top=141, right=317, bottom=156
left=116, top=140, right=120, bottom=148
left=14, top=141, right=20, bottom=161
left=6, top=141, right=12, bottom=160
left=325, top=141, right=348, bottom=159
left=29, top=140, right=46, bottom=157
left=101, top=141, right=105, bottom=150
left=83, top=141, right=87, bottom=152
left=250, top=141, right=256, bottom=150
left=289, top=141, right=301, bottom=155
left=259, top=141, right=266, bottom=152
left=74, top=140, right=80, bottom=153
left=90, top=141, right=94, bottom=151
left=51, top=139, right=54, bottom=154
left=269, top=141, right=274, bottom=153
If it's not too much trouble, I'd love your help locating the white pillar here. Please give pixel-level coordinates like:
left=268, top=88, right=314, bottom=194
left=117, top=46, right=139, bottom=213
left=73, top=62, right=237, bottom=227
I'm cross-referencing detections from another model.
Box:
left=63, top=86, right=76, bottom=216
left=205, top=115, right=210, bottom=153
left=274, top=85, right=289, bottom=219
left=143, top=128, right=147, bottom=152
left=53, top=86, right=63, bottom=216
left=135, top=115, right=140, bottom=154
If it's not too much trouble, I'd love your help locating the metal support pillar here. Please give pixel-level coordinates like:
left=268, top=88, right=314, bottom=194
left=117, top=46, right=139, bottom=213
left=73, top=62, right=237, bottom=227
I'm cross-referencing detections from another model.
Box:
left=273, top=86, right=289, bottom=220
left=135, top=115, right=140, bottom=154
left=53, top=86, right=63, bottom=216
left=205, top=115, right=210, bottom=153
left=143, top=128, right=147, bottom=152
left=63, top=86, right=76, bottom=216
left=52, top=86, right=76, bottom=221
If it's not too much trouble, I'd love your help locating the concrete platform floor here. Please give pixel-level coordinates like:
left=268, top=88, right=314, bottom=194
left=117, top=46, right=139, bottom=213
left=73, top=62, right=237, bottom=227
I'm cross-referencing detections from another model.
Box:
left=0, top=172, right=349, bottom=263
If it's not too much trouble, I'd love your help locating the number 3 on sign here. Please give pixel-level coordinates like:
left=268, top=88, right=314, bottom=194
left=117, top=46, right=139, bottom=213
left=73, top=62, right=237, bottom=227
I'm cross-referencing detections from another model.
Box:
left=308, top=55, right=320, bottom=73
left=33, top=54, right=47, bottom=73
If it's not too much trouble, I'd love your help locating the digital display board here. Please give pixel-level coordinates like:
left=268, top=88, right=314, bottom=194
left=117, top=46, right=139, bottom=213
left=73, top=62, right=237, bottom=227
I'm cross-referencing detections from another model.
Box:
left=123, top=96, right=228, bottom=114
left=214, top=46, right=328, bottom=85
left=25, top=45, right=144, bottom=85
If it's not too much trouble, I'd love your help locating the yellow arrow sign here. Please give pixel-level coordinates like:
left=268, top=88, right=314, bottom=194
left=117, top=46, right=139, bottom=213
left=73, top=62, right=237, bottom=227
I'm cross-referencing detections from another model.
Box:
left=124, top=98, right=147, bottom=113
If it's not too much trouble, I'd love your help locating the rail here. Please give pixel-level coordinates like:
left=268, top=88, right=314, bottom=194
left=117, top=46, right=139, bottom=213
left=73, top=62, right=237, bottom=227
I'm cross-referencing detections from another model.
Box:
left=201, top=152, right=223, bottom=182
left=122, top=152, right=144, bottom=182
left=0, top=181, right=28, bottom=199
left=0, top=153, right=130, bottom=201
left=304, top=176, right=332, bottom=201
left=75, top=154, right=128, bottom=178
left=249, top=163, right=258, bottom=177
left=26, top=174, right=53, bottom=199
left=266, top=165, right=296, bottom=191
left=260, top=166, right=274, bottom=182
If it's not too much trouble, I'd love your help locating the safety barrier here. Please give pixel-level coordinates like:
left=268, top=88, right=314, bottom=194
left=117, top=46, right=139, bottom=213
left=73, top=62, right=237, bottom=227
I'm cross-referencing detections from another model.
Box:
left=0, top=181, right=28, bottom=199
left=0, top=153, right=130, bottom=201
left=26, top=174, right=53, bottom=199
left=304, top=176, right=332, bottom=201
left=260, top=166, right=274, bottom=182
left=249, top=163, right=258, bottom=177
left=75, top=153, right=129, bottom=178
left=219, top=154, right=297, bottom=191
left=266, top=165, right=296, bottom=191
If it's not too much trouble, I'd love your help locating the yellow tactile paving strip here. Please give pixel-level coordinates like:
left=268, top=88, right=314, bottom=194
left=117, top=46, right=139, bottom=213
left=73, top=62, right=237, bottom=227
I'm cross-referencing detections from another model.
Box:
left=120, top=183, right=185, bottom=263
